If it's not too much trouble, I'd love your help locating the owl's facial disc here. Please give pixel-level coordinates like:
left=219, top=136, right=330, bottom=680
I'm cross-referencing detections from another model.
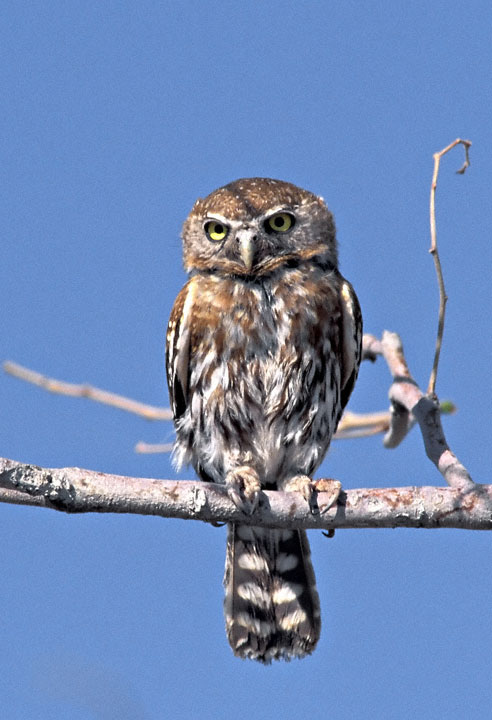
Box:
left=199, top=204, right=306, bottom=275
left=204, top=213, right=260, bottom=271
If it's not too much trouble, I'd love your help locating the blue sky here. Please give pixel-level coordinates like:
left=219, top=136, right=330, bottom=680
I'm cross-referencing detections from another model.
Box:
left=2, top=2, right=491, bottom=718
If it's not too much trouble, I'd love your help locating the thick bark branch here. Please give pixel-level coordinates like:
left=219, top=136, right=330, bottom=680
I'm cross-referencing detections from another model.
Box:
left=1, top=457, right=490, bottom=530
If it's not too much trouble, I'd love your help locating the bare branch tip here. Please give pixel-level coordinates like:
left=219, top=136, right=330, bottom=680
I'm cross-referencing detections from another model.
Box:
left=427, top=137, right=472, bottom=395
left=381, top=330, right=402, bottom=352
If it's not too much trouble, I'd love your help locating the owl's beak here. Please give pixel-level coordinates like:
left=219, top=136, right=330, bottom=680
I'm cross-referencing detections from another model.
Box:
left=237, top=230, right=256, bottom=271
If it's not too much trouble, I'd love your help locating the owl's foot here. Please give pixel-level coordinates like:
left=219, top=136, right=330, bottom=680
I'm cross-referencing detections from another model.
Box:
left=226, top=466, right=261, bottom=515
left=284, top=475, right=341, bottom=515
left=313, top=478, right=342, bottom=514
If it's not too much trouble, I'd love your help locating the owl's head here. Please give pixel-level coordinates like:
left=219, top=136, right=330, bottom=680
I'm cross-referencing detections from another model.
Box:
left=181, top=178, right=338, bottom=277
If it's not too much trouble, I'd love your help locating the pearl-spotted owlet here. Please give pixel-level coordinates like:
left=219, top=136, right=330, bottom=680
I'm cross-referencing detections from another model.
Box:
left=166, top=178, right=362, bottom=662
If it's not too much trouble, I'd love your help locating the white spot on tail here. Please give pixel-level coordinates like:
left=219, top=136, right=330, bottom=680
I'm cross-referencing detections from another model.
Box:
left=278, top=608, right=308, bottom=630
left=278, top=530, right=294, bottom=541
left=237, top=582, right=271, bottom=608
left=236, top=526, right=267, bottom=541
left=275, top=553, right=298, bottom=572
left=272, top=584, right=303, bottom=604
left=238, top=553, right=269, bottom=572
left=235, top=613, right=275, bottom=637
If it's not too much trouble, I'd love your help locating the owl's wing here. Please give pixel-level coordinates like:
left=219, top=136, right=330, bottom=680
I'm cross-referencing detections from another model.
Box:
left=339, top=278, right=363, bottom=412
left=166, top=280, right=195, bottom=420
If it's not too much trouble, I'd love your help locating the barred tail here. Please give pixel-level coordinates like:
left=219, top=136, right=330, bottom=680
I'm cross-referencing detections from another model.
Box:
left=224, top=524, right=321, bottom=663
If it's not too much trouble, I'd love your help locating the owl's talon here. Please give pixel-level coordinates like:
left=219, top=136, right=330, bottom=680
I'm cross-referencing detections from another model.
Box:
left=284, top=475, right=317, bottom=514
left=226, top=466, right=261, bottom=515
left=284, top=476, right=341, bottom=515
left=313, top=479, right=342, bottom=515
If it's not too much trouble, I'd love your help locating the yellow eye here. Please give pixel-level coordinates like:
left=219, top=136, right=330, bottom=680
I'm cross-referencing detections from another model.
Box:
left=205, top=220, right=229, bottom=242
left=266, top=212, right=295, bottom=233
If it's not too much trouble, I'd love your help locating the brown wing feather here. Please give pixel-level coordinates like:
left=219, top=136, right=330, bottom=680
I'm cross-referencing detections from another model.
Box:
left=338, top=276, right=363, bottom=414
left=166, top=280, right=194, bottom=420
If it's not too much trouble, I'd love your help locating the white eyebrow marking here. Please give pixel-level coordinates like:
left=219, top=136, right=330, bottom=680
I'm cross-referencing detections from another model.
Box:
left=263, top=206, right=294, bottom=218
left=204, top=212, right=231, bottom=224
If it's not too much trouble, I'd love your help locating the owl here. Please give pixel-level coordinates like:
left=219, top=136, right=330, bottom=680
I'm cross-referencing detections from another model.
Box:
left=166, top=178, right=362, bottom=663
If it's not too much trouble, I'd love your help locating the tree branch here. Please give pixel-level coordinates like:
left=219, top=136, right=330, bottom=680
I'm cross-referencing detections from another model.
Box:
left=364, top=331, right=474, bottom=490
left=0, top=457, right=490, bottom=530
left=3, top=327, right=473, bottom=511
left=2, top=361, right=172, bottom=421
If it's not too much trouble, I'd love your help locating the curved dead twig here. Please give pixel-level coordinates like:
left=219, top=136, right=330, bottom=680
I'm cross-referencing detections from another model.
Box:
left=428, top=138, right=471, bottom=395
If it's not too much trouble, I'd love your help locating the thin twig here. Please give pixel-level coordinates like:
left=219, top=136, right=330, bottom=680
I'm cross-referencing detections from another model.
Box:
left=5, top=352, right=434, bottom=443
left=3, top=361, right=172, bottom=420
left=335, top=410, right=391, bottom=438
left=428, top=138, right=471, bottom=395
left=135, top=441, right=175, bottom=454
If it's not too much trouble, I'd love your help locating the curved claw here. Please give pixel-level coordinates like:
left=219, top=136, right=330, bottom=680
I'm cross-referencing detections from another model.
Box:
left=284, top=476, right=341, bottom=516
left=313, top=479, right=342, bottom=515
left=225, top=466, right=261, bottom=516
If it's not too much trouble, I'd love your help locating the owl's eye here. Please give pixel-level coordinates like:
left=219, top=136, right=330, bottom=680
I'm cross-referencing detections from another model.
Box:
left=204, top=220, right=229, bottom=242
left=265, top=212, right=295, bottom=234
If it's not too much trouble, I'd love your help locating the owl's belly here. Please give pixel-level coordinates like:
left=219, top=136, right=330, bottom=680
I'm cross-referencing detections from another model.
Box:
left=174, top=297, right=341, bottom=488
